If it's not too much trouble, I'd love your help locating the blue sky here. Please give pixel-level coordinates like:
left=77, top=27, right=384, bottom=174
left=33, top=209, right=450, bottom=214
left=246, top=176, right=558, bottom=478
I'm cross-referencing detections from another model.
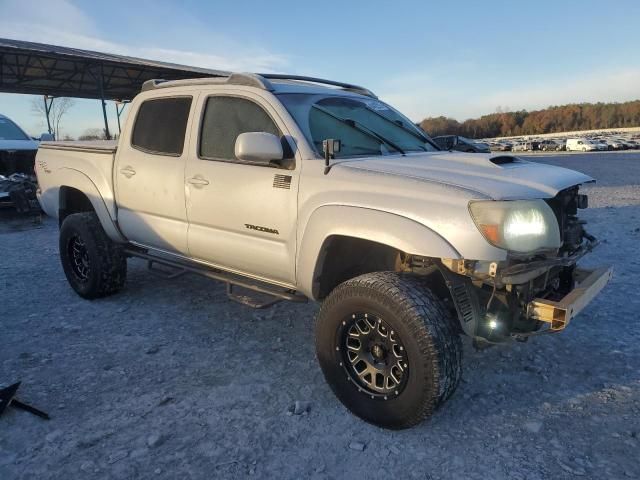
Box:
left=1, top=0, right=639, bottom=138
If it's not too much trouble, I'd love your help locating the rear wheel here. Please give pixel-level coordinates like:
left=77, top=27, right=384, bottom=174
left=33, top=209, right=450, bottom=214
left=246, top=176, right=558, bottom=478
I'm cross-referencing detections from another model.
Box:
left=315, top=272, right=462, bottom=429
left=59, top=212, right=127, bottom=299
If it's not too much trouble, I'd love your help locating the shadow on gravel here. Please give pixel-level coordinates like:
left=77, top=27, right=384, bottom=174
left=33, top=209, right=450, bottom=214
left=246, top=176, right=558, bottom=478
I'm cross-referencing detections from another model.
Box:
left=0, top=209, right=43, bottom=234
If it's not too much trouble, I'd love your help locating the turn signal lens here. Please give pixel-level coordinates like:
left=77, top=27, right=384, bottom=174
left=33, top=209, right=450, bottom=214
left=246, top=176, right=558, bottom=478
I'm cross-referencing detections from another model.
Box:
left=479, top=224, right=500, bottom=244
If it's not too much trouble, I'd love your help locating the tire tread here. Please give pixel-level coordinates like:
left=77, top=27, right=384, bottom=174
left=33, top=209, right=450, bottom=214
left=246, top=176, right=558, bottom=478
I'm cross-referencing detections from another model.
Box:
left=316, top=272, right=462, bottom=429
left=59, top=212, right=126, bottom=299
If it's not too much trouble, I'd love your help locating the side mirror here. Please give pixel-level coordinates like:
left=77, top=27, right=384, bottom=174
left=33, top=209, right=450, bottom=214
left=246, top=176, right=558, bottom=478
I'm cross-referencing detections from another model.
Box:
left=40, top=133, right=55, bottom=141
left=235, top=132, right=283, bottom=164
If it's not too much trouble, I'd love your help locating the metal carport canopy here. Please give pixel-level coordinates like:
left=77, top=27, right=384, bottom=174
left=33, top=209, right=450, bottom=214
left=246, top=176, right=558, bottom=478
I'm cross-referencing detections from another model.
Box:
left=0, top=38, right=230, bottom=101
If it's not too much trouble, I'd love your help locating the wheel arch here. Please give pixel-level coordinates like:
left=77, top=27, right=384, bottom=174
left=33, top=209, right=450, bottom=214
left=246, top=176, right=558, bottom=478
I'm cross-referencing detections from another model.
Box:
left=296, top=205, right=461, bottom=300
left=55, top=169, right=125, bottom=242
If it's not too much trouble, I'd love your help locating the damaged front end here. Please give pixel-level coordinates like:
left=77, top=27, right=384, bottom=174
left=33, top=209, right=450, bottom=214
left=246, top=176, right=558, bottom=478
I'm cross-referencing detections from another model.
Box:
left=417, top=186, right=612, bottom=345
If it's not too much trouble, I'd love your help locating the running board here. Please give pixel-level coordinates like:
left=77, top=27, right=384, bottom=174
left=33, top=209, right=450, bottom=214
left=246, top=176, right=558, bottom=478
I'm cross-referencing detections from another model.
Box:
left=226, top=284, right=281, bottom=309
left=124, top=247, right=308, bottom=307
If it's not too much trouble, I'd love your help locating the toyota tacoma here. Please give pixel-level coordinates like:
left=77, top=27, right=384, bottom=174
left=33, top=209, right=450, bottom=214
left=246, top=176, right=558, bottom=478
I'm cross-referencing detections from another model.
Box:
left=35, top=73, right=612, bottom=429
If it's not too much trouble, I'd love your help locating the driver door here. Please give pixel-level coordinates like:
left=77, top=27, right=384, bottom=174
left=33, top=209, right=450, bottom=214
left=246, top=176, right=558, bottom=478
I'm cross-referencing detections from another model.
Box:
left=184, top=93, right=299, bottom=286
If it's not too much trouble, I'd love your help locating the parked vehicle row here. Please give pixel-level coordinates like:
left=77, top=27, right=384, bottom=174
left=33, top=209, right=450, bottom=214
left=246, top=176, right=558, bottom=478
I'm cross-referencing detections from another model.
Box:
left=432, top=135, right=491, bottom=153
left=483, top=132, right=640, bottom=153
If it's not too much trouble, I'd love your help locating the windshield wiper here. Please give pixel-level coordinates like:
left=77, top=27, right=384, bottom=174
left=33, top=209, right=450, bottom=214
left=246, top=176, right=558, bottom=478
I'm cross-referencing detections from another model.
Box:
left=363, top=106, right=437, bottom=150
left=311, top=105, right=406, bottom=155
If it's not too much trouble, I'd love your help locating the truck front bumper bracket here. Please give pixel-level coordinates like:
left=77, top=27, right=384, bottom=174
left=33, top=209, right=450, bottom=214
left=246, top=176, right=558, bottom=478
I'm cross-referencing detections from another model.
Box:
left=526, top=266, right=613, bottom=331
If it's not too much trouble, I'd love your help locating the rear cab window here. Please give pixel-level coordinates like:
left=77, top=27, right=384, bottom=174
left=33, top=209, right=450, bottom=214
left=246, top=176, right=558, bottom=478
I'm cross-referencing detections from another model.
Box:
left=131, top=97, right=193, bottom=156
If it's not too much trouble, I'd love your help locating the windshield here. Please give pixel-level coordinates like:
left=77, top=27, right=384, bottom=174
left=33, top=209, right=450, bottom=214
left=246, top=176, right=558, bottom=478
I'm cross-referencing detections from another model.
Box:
left=0, top=117, right=30, bottom=141
left=277, top=93, right=439, bottom=158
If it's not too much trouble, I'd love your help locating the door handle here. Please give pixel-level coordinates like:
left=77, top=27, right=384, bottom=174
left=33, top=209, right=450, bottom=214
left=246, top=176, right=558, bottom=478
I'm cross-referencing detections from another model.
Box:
left=187, top=176, right=210, bottom=187
left=119, top=166, right=136, bottom=178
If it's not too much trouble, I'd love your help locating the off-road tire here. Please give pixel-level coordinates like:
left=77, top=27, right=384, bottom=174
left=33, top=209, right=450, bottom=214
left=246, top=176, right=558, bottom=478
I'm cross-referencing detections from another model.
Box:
left=315, top=272, right=462, bottom=429
left=59, top=212, right=126, bottom=299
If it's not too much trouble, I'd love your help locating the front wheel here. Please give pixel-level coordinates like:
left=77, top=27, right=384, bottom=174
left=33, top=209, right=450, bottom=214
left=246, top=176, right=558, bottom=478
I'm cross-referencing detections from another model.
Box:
left=59, top=212, right=127, bottom=299
left=315, top=272, right=462, bottom=429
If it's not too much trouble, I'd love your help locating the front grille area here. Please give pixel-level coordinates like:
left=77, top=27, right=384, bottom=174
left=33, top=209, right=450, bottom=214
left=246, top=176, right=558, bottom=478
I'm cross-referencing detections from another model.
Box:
left=0, top=149, right=37, bottom=176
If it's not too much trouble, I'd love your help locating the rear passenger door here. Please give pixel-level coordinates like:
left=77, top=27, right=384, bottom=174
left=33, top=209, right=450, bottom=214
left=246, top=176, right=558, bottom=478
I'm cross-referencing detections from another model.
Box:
left=184, top=93, right=299, bottom=286
left=115, top=94, right=195, bottom=254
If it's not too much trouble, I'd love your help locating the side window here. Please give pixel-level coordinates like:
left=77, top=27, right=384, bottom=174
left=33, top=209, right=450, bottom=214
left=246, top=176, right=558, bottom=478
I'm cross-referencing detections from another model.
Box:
left=433, top=137, right=446, bottom=149
left=200, top=96, right=280, bottom=161
left=131, top=97, right=192, bottom=156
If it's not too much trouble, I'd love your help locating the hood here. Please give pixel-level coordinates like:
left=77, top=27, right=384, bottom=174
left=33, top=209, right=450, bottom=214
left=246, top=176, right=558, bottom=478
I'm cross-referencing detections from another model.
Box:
left=338, top=152, right=593, bottom=200
left=0, top=139, right=39, bottom=151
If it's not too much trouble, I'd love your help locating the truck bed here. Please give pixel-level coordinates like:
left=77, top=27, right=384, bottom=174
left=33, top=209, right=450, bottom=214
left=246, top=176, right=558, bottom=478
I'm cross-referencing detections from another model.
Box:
left=35, top=140, right=120, bottom=235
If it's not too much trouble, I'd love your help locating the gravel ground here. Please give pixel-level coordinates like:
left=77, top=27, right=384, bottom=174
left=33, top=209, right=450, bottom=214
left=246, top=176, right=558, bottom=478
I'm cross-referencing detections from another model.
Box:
left=1, top=152, right=639, bottom=480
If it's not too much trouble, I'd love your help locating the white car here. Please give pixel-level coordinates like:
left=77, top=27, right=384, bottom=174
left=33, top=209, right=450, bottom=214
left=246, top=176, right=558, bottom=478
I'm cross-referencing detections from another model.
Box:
left=566, top=138, right=598, bottom=152
left=605, top=139, right=625, bottom=150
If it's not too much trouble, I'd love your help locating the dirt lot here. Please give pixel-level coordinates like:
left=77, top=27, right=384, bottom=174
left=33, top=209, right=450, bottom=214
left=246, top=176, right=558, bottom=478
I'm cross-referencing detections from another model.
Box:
left=1, top=152, right=639, bottom=480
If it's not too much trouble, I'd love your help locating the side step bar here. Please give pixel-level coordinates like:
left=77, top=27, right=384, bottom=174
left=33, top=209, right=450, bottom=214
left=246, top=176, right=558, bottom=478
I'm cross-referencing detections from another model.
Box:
left=124, top=247, right=308, bottom=308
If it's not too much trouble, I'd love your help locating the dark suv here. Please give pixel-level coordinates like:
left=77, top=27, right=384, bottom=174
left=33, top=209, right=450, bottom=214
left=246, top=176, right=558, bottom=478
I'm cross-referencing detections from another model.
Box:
left=432, top=135, right=491, bottom=153
left=539, top=140, right=562, bottom=151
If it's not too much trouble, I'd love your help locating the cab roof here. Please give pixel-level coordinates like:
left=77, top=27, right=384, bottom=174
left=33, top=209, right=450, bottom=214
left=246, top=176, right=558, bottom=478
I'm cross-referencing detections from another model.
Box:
left=141, top=73, right=377, bottom=99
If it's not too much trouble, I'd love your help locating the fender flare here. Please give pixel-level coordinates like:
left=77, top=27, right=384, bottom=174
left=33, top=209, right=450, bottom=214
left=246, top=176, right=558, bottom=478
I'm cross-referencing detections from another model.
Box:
left=296, top=205, right=461, bottom=299
left=50, top=168, right=125, bottom=242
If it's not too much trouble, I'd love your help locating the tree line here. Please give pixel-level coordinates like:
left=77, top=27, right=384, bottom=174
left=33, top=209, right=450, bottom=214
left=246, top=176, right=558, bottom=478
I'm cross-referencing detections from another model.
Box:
left=419, top=100, right=640, bottom=139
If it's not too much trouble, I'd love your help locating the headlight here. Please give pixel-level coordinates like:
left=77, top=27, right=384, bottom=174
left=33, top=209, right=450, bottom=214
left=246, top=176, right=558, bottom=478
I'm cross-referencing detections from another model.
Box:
left=469, top=200, right=561, bottom=252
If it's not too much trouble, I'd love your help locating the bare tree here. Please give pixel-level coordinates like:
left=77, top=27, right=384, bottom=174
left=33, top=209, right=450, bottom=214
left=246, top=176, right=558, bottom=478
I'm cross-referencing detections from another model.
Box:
left=31, top=96, right=75, bottom=139
left=78, top=128, right=106, bottom=141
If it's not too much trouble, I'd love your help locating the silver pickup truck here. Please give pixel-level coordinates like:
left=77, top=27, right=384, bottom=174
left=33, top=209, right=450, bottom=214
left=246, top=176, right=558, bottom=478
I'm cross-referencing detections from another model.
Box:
left=35, top=73, right=612, bottom=429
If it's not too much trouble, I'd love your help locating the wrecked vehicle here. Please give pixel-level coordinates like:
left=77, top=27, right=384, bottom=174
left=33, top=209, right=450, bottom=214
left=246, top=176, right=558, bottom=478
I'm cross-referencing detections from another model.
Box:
left=0, top=114, right=46, bottom=213
left=0, top=173, right=40, bottom=213
left=34, top=73, right=612, bottom=429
